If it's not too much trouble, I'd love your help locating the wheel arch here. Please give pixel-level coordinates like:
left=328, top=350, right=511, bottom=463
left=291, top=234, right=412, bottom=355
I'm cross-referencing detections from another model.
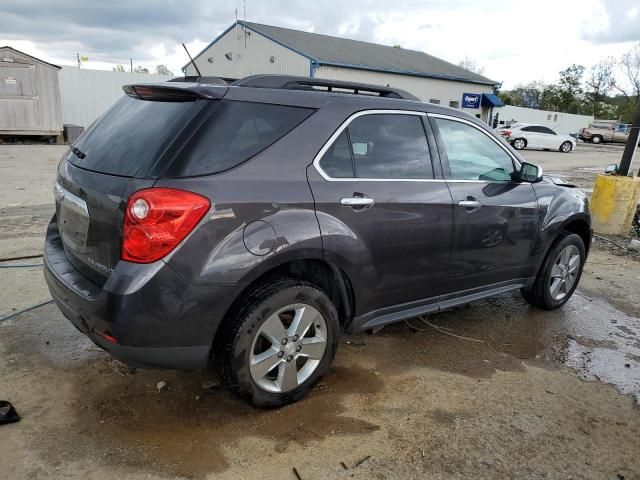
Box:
left=212, top=258, right=355, bottom=358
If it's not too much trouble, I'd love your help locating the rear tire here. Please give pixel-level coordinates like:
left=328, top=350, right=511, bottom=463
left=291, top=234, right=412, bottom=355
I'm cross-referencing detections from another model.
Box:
left=512, top=138, right=527, bottom=150
left=521, top=232, right=585, bottom=310
left=216, top=278, right=340, bottom=408
left=591, top=135, right=602, bottom=144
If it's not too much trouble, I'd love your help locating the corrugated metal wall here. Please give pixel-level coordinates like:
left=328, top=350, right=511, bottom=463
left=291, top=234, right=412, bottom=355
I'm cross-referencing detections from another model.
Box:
left=185, top=25, right=309, bottom=78
left=58, top=68, right=173, bottom=127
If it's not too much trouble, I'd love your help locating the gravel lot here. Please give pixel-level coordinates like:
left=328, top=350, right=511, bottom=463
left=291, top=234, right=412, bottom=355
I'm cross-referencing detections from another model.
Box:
left=1, top=143, right=639, bottom=480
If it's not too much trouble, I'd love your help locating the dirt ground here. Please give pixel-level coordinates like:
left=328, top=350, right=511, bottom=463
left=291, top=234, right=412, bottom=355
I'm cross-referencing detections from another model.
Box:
left=1, top=143, right=639, bottom=480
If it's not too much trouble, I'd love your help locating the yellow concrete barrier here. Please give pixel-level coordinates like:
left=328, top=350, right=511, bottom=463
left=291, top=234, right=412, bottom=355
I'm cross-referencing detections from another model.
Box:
left=590, top=174, right=640, bottom=235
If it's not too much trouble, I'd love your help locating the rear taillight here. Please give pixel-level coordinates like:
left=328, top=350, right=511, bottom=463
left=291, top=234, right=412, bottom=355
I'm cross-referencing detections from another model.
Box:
left=501, top=130, right=511, bottom=136
left=122, top=188, right=210, bottom=263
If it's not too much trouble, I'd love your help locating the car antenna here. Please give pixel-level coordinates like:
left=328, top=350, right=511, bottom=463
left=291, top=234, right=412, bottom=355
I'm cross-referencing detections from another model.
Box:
left=182, top=43, right=202, bottom=78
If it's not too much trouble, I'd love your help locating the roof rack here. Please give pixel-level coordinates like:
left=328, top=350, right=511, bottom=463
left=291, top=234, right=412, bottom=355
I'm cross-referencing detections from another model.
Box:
left=232, top=75, right=419, bottom=101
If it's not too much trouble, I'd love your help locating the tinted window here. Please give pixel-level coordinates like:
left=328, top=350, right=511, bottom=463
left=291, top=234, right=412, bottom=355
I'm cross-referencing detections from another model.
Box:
left=435, top=118, right=516, bottom=182
left=170, top=101, right=314, bottom=176
left=539, top=126, right=556, bottom=135
left=347, top=114, right=432, bottom=179
left=521, top=126, right=536, bottom=132
left=319, top=131, right=354, bottom=178
left=68, top=95, right=203, bottom=177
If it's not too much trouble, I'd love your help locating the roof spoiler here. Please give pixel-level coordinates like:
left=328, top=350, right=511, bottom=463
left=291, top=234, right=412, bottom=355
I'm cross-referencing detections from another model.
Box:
left=232, top=75, right=419, bottom=101
left=168, top=76, right=228, bottom=85
left=122, top=83, right=227, bottom=101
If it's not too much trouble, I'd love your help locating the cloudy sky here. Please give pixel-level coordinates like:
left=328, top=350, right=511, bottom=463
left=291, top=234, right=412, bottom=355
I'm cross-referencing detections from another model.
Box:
left=1, top=0, right=638, bottom=88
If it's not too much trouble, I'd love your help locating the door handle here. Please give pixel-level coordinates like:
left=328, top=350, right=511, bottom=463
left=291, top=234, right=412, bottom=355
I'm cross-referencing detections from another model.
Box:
left=340, top=197, right=375, bottom=208
left=458, top=199, right=481, bottom=211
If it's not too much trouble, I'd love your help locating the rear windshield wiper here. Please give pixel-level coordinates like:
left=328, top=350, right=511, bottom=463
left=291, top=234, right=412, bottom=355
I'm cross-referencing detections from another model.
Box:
left=71, top=147, right=86, bottom=159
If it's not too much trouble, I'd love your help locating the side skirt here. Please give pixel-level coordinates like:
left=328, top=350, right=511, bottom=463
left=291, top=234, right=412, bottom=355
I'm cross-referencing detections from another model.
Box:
left=352, top=277, right=535, bottom=333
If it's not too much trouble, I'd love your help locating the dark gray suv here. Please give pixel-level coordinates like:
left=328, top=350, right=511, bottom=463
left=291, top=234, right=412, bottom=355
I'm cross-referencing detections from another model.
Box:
left=44, top=75, right=591, bottom=407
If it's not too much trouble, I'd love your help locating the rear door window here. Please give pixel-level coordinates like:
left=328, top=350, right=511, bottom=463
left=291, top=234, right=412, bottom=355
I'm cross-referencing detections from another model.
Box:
left=68, top=95, right=204, bottom=177
left=168, top=101, right=314, bottom=177
left=318, top=113, right=433, bottom=179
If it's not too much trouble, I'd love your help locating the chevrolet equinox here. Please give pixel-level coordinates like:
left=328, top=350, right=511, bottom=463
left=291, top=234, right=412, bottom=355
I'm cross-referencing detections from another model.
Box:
left=44, top=75, right=592, bottom=407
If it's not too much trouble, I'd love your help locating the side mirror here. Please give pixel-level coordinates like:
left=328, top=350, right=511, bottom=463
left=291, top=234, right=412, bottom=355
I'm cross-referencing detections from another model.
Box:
left=604, top=163, right=618, bottom=174
left=519, top=162, right=543, bottom=183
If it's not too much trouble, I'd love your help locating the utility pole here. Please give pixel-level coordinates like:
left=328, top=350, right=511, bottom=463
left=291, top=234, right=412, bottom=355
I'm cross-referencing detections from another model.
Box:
left=618, top=110, right=640, bottom=176
left=76, top=53, right=80, bottom=68
left=130, top=58, right=133, bottom=73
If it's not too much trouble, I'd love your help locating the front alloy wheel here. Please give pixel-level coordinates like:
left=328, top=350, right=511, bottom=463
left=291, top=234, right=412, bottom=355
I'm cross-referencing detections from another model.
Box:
left=549, top=245, right=580, bottom=301
left=521, top=232, right=585, bottom=310
left=560, top=141, right=572, bottom=153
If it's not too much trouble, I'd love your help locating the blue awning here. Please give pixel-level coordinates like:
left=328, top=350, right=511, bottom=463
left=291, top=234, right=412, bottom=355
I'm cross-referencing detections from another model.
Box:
left=481, top=93, right=504, bottom=108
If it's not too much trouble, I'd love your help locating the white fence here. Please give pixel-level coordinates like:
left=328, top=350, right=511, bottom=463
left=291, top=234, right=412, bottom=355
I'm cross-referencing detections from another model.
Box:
left=58, top=67, right=173, bottom=127
left=496, top=105, right=593, bottom=136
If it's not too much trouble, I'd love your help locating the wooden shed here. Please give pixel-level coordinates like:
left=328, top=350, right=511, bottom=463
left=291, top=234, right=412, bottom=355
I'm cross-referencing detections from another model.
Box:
left=0, top=46, right=63, bottom=138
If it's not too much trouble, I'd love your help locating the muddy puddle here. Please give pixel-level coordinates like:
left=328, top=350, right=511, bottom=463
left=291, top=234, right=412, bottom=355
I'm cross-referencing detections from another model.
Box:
left=2, top=288, right=639, bottom=478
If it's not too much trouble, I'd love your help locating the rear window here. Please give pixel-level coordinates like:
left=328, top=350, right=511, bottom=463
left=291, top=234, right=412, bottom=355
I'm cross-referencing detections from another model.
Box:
left=68, top=95, right=203, bottom=177
left=166, top=100, right=314, bottom=177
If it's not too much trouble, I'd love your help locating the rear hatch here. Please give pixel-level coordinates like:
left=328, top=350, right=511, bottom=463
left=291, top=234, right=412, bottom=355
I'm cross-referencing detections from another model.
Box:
left=55, top=84, right=224, bottom=285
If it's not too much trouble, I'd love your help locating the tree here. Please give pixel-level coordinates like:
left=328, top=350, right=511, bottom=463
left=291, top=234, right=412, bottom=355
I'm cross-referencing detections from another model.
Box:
left=133, top=66, right=149, bottom=74
left=615, top=43, right=640, bottom=122
left=557, top=64, right=585, bottom=113
left=501, top=81, right=545, bottom=108
left=584, top=58, right=615, bottom=117
left=458, top=56, right=485, bottom=75
left=155, top=64, right=173, bottom=75
left=112, top=64, right=126, bottom=72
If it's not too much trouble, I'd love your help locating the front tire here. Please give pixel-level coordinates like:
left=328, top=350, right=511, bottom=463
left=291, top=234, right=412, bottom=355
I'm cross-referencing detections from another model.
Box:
left=217, top=278, right=340, bottom=408
left=521, top=232, right=585, bottom=310
left=560, top=141, right=573, bottom=153
left=591, top=135, right=602, bottom=144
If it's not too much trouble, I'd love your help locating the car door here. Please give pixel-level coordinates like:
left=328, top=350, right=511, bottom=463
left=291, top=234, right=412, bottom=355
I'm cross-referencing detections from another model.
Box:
left=538, top=126, right=560, bottom=148
left=519, top=126, right=541, bottom=148
left=429, top=114, right=540, bottom=297
left=307, top=110, right=454, bottom=317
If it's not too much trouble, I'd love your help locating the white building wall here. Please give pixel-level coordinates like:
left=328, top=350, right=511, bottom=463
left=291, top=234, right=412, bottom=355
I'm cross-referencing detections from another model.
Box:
left=185, top=26, right=310, bottom=78
left=314, top=65, right=494, bottom=117
left=58, top=67, right=173, bottom=127
left=496, top=105, right=593, bottom=135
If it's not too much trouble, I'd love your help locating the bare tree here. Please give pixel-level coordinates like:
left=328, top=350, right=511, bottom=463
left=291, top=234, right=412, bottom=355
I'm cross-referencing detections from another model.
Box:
left=155, top=64, right=173, bottom=76
left=615, top=43, right=640, bottom=117
left=112, top=64, right=126, bottom=72
left=133, top=66, right=149, bottom=74
left=458, top=56, right=485, bottom=75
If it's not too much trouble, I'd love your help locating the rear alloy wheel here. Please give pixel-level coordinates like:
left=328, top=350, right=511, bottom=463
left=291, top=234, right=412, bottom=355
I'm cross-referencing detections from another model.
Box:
left=512, top=138, right=527, bottom=150
left=217, top=278, right=339, bottom=408
left=521, top=232, right=585, bottom=310
left=560, top=141, right=573, bottom=153
left=591, top=135, right=602, bottom=144
left=249, top=304, right=327, bottom=393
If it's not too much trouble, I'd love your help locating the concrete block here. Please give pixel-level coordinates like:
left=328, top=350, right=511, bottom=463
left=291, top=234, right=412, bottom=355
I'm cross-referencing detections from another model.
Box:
left=590, top=174, right=640, bottom=235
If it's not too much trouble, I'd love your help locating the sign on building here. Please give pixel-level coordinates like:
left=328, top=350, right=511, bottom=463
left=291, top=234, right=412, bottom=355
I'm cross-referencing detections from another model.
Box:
left=462, top=93, right=481, bottom=109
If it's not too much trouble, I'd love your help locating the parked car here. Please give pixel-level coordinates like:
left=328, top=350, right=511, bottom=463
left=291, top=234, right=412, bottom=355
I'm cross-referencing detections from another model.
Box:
left=579, top=122, right=630, bottom=144
left=498, top=123, right=576, bottom=152
left=44, top=75, right=592, bottom=407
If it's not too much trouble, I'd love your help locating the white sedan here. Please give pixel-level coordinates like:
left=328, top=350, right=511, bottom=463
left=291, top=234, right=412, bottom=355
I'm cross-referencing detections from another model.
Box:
left=498, top=123, right=576, bottom=153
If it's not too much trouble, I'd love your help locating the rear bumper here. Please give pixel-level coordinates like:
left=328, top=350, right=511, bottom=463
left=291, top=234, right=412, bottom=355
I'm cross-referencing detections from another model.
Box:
left=43, top=217, right=242, bottom=370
